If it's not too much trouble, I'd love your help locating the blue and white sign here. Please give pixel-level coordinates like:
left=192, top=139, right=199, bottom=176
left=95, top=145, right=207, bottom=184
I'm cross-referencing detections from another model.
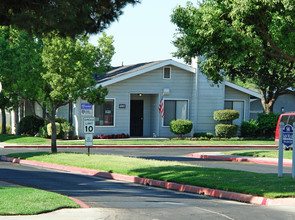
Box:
left=81, top=103, right=93, bottom=115
left=282, top=124, right=293, bottom=147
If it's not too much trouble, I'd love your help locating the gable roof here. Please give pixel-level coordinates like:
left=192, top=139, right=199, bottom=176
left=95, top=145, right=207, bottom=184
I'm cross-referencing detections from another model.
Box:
left=95, top=59, right=195, bottom=87
left=225, top=81, right=262, bottom=99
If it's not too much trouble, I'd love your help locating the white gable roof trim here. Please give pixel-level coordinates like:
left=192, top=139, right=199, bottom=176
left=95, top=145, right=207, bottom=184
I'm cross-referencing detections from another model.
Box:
left=225, top=81, right=262, bottom=99
left=97, top=59, right=195, bottom=87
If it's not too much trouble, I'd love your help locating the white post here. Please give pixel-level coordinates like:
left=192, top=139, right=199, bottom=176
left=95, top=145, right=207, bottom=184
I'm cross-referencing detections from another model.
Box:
left=278, top=122, right=284, bottom=178
left=293, top=122, right=295, bottom=179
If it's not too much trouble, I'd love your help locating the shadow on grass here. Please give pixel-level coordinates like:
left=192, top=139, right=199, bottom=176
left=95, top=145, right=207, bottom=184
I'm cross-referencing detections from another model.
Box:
left=131, top=165, right=295, bottom=198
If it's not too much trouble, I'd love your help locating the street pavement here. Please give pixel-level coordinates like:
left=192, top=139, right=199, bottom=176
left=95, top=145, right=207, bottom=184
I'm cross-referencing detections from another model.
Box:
left=1, top=145, right=295, bottom=219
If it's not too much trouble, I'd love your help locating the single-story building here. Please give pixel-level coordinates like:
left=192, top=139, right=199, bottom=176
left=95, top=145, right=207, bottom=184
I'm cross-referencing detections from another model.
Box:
left=4, top=58, right=262, bottom=137
left=73, top=58, right=261, bottom=137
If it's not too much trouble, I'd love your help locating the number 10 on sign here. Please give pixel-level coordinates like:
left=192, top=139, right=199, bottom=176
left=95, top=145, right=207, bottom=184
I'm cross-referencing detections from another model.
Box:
left=84, top=118, right=95, bottom=134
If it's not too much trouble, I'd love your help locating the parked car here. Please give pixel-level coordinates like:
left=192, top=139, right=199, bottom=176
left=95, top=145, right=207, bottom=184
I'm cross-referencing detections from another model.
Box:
left=275, top=112, right=295, bottom=150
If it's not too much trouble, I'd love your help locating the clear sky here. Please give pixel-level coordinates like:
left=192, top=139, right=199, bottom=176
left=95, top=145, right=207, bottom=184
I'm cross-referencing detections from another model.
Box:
left=90, top=0, right=190, bottom=67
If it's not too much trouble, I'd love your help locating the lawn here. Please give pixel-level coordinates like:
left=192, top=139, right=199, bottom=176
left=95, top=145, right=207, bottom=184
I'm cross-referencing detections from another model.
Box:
left=224, top=150, right=293, bottom=159
left=6, top=152, right=295, bottom=199
left=0, top=134, right=275, bottom=146
left=0, top=186, right=79, bottom=215
left=0, top=134, right=50, bottom=145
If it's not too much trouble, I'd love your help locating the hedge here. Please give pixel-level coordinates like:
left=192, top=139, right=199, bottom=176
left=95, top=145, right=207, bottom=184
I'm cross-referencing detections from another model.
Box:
left=215, top=124, right=239, bottom=138
left=170, top=119, right=193, bottom=138
left=213, top=110, right=239, bottom=122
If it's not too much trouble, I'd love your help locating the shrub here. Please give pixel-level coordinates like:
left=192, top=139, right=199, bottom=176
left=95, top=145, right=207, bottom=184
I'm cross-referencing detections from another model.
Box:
left=39, top=125, right=49, bottom=138
left=241, top=119, right=259, bottom=137
left=257, top=112, right=280, bottom=137
left=47, top=122, right=61, bottom=137
left=170, top=119, right=193, bottom=138
left=215, top=124, right=239, bottom=138
left=193, top=132, right=214, bottom=139
left=213, top=110, right=239, bottom=123
left=19, top=115, right=45, bottom=136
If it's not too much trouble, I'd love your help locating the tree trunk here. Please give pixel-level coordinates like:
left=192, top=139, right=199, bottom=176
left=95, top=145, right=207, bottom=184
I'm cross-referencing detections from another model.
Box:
left=14, top=106, right=20, bottom=135
left=260, top=91, right=276, bottom=114
left=1, top=107, right=6, bottom=134
left=50, top=108, right=57, bottom=154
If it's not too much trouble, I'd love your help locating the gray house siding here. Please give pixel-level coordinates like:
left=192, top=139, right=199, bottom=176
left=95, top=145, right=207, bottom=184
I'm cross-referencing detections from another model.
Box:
left=74, top=65, right=195, bottom=137
left=195, top=71, right=225, bottom=134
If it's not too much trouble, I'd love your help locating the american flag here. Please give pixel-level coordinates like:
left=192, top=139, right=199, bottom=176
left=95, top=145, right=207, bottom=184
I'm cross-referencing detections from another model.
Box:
left=158, top=97, right=164, bottom=118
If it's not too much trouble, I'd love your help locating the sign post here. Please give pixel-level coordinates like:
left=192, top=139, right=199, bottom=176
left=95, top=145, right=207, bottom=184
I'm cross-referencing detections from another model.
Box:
left=278, top=122, right=284, bottom=177
left=84, top=117, right=94, bottom=156
left=293, top=123, right=295, bottom=179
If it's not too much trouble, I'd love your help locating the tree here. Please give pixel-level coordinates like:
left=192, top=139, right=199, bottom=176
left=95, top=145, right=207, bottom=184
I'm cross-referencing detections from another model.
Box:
left=0, top=26, right=43, bottom=135
left=171, top=1, right=295, bottom=114
left=0, top=27, right=114, bottom=153
left=0, top=0, right=140, bottom=37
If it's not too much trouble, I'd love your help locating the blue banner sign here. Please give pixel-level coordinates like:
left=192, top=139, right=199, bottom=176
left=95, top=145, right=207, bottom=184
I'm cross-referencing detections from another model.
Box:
left=81, top=103, right=93, bottom=109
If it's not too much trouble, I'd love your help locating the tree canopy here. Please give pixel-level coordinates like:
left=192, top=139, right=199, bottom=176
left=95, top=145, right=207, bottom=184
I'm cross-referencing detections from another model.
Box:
left=0, top=0, right=140, bottom=37
left=0, top=27, right=114, bottom=152
left=171, top=0, right=295, bottom=113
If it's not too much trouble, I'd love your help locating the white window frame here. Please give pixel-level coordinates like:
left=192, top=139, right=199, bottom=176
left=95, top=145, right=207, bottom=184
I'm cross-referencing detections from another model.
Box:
left=224, top=99, right=246, bottom=121
left=94, top=98, right=116, bottom=127
left=163, top=67, right=172, bottom=79
left=162, top=98, right=189, bottom=127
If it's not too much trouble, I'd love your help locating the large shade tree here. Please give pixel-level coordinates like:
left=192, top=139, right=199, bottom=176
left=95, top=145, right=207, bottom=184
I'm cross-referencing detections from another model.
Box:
left=0, top=27, right=114, bottom=153
left=0, top=0, right=140, bottom=37
left=171, top=0, right=295, bottom=114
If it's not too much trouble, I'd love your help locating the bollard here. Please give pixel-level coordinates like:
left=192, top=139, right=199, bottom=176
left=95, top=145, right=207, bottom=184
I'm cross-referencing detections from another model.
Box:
left=278, top=122, right=284, bottom=178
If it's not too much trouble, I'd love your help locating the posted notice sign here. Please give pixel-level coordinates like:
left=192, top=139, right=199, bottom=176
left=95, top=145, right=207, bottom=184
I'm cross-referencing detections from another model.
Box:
left=81, top=103, right=93, bottom=115
left=84, top=118, right=95, bottom=134
left=282, top=124, right=293, bottom=147
left=85, top=133, right=93, bottom=147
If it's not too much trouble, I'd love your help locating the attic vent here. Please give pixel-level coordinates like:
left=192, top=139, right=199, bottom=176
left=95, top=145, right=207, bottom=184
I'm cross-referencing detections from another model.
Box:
left=163, top=67, right=171, bottom=79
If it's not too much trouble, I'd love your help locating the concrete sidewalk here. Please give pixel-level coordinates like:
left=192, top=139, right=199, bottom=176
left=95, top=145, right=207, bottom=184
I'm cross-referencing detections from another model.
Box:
left=188, top=152, right=293, bottom=167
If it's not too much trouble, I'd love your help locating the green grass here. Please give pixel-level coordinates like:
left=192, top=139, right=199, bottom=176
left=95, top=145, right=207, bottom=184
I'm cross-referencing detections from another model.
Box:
left=0, top=134, right=275, bottom=146
left=224, top=150, right=293, bottom=159
left=0, top=134, right=50, bottom=145
left=7, top=152, right=295, bottom=199
left=0, top=187, right=79, bottom=215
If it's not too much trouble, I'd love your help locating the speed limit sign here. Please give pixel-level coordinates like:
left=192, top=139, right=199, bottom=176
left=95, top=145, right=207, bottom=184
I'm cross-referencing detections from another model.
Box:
left=84, top=118, right=95, bottom=134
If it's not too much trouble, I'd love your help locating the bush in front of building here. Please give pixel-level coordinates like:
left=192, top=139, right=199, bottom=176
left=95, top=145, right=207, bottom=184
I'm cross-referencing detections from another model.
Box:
left=0, top=125, right=12, bottom=134
left=213, top=109, right=240, bottom=123
left=257, top=112, right=280, bottom=138
left=19, top=115, right=45, bottom=136
left=47, top=122, right=61, bottom=137
left=215, top=124, right=239, bottom=138
left=170, top=119, right=193, bottom=138
left=241, top=119, right=259, bottom=137
left=214, top=109, right=239, bottom=138
left=193, top=132, right=214, bottom=139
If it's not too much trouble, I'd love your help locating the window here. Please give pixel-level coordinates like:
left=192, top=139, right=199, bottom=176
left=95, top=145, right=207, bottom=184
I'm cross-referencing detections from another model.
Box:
left=163, top=67, right=171, bottom=79
left=95, top=99, right=114, bottom=126
left=163, top=100, right=188, bottom=126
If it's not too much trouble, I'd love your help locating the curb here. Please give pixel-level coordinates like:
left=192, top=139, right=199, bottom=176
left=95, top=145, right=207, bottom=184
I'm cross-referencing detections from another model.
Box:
left=1, top=155, right=294, bottom=206
left=188, top=152, right=292, bottom=167
left=2, top=145, right=277, bottom=149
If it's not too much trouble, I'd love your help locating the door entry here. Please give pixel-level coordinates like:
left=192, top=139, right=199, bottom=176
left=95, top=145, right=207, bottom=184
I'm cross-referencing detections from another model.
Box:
left=130, top=100, right=143, bottom=136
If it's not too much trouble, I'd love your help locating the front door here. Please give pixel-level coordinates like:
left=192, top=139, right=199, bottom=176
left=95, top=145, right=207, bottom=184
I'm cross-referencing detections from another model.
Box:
left=130, top=100, right=143, bottom=136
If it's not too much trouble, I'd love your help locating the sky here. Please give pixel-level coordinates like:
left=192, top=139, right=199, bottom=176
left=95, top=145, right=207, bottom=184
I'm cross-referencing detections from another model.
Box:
left=90, top=0, right=191, bottom=67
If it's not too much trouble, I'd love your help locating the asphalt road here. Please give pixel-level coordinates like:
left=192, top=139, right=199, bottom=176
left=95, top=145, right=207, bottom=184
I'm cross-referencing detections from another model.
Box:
left=1, top=160, right=295, bottom=220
